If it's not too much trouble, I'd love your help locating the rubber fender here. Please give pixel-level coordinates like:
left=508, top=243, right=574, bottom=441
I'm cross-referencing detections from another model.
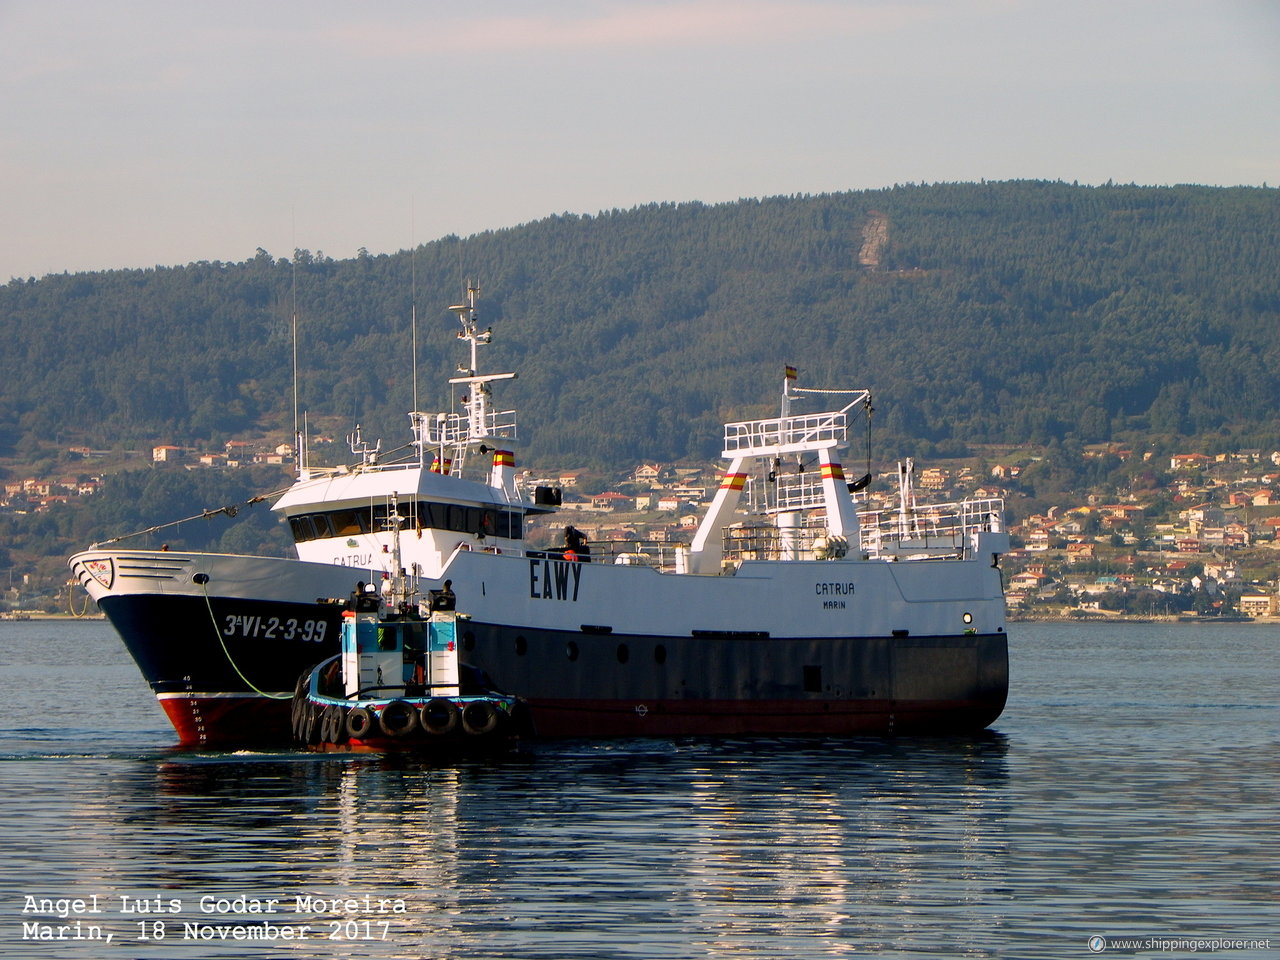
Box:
left=378, top=699, right=418, bottom=738
left=322, top=704, right=347, bottom=745
left=345, top=706, right=376, bottom=739
left=290, top=694, right=305, bottom=741
left=304, top=704, right=324, bottom=745
left=461, top=700, right=500, bottom=736
left=290, top=672, right=310, bottom=738
left=420, top=698, right=459, bottom=736
left=318, top=705, right=336, bottom=743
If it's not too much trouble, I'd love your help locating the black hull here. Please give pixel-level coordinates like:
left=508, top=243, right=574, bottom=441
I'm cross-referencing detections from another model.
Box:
left=459, top=621, right=1008, bottom=737
left=100, top=593, right=342, bottom=745
left=100, top=594, right=343, bottom=695
left=100, top=593, right=1008, bottom=745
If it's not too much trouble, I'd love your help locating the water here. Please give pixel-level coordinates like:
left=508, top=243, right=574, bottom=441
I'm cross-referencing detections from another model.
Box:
left=0, top=619, right=1274, bottom=959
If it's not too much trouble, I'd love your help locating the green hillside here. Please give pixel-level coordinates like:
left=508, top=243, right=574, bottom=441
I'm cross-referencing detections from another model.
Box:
left=3, top=180, right=1278, bottom=468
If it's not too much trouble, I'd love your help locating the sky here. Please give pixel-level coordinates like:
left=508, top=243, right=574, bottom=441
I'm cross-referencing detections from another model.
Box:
left=2, top=0, right=1277, bottom=280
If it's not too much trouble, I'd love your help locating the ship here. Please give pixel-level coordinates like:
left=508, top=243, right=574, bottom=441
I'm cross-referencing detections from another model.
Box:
left=69, top=284, right=1009, bottom=746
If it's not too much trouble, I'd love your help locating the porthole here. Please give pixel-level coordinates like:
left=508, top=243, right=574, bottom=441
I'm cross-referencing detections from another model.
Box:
left=654, top=644, right=667, bottom=665
left=616, top=643, right=630, bottom=664
left=515, top=635, right=527, bottom=656
left=566, top=640, right=579, bottom=662
left=962, top=612, right=973, bottom=624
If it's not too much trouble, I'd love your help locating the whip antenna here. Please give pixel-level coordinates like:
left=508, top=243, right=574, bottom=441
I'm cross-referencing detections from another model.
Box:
left=290, top=215, right=302, bottom=477
left=411, top=199, right=419, bottom=414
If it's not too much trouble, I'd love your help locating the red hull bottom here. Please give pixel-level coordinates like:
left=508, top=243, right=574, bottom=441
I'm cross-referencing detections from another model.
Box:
left=160, top=695, right=294, bottom=747
left=159, top=692, right=1002, bottom=746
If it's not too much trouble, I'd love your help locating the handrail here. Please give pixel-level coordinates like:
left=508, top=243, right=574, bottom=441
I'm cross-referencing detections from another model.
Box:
left=724, top=410, right=847, bottom=454
left=421, top=408, right=518, bottom=445
left=721, top=497, right=1005, bottom=562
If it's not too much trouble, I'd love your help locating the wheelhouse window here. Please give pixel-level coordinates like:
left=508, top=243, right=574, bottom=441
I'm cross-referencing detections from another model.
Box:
left=288, top=515, right=319, bottom=542
left=288, top=500, right=523, bottom=543
left=328, top=510, right=367, bottom=536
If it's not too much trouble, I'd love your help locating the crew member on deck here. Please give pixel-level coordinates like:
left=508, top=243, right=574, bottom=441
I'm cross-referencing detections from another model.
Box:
left=428, top=579, right=456, bottom=611
left=347, top=581, right=379, bottom=612
left=564, top=525, right=590, bottom=562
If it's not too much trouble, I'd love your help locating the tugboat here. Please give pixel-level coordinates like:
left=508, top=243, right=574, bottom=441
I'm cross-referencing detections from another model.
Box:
left=292, top=501, right=526, bottom=752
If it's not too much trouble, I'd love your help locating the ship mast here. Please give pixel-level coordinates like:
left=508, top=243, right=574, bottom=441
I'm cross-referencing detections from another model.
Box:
left=410, top=282, right=518, bottom=478
left=448, top=283, right=513, bottom=442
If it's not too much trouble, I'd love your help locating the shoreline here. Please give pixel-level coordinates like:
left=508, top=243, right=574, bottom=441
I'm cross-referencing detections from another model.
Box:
left=1009, top=613, right=1278, bottom=624
left=0, top=613, right=105, bottom=621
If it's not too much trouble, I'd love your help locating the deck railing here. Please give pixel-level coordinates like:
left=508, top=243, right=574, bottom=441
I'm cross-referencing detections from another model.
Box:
left=523, top=540, right=688, bottom=572
left=723, top=410, right=848, bottom=455
left=419, top=408, right=518, bottom=446
left=743, top=472, right=828, bottom=513
left=721, top=497, right=1004, bottom=563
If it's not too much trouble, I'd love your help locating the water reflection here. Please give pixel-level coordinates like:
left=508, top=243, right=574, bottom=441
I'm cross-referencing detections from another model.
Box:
left=5, top=618, right=1275, bottom=957
left=48, top=736, right=1008, bottom=958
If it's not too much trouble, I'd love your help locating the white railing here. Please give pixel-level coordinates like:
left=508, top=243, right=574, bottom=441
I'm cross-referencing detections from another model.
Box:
left=420, top=409, right=518, bottom=446
left=520, top=540, right=688, bottom=573
left=858, top=498, right=1004, bottom=555
left=743, top=473, right=828, bottom=514
left=723, top=410, right=848, bottom=455
left=721, top=498, right=1005, bottom=562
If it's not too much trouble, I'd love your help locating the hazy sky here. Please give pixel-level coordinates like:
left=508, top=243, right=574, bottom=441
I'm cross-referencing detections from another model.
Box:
left=3, top=0, right=1277, bottom=280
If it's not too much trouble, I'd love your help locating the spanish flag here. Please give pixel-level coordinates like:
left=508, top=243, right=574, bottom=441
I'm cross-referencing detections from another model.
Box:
left=493, top=450, right=515, bottom=468
left=784, top=365, right=798, bottom=380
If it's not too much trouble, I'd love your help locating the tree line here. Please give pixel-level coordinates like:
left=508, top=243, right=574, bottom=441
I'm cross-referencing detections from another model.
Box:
left=2, top=180, right=1277, bottom=471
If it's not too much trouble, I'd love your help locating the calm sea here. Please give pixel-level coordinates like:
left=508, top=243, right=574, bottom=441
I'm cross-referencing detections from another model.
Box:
left=0, top=619, right=1274, bottom=959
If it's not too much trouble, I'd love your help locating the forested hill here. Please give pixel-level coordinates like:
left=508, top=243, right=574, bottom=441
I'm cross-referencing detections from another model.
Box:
left=3, top=180, right=1278, bottom=468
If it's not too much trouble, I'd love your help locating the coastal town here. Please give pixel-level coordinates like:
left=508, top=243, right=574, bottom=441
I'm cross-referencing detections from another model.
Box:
left=5, top=438, right=1280, bottom=620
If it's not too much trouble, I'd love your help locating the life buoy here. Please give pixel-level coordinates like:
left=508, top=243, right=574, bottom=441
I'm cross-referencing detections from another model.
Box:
left=420, top=698, right=459, bottom=735
left=345, top=706, right=375, bottom=739
left=461, top=700, right=501, bottom=736
left=378, top=700, right=418, bottom=738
